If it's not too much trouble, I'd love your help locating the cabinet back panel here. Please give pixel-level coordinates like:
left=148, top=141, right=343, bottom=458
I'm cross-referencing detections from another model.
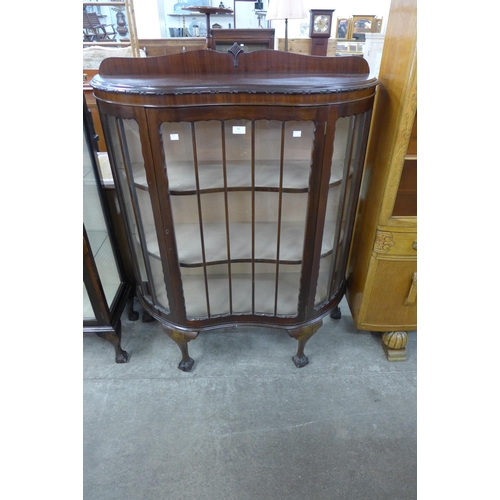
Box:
left=392, top=160, right=417, bottom=217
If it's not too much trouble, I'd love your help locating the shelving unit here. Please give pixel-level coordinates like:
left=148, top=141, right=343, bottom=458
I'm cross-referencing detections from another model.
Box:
left=91, top=49, right=377, bottom=371
left=83, top=0, right=139, bottom=57
left=166, top=2, right=234, bottom=38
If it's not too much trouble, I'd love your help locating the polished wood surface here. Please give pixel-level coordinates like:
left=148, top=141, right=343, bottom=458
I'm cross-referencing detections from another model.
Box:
left=345, top=0, right=417, bottom=337
left=92, top=49, right=376, bottom=108
left=357, top=259, right=417, bottom=329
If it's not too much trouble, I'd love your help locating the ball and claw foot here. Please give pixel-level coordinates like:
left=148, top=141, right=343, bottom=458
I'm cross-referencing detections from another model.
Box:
left=178, top=357, right=195, bottom=372
left=331, top=306, right=341, bottom=320
left=128, top=310, right=139, bottom=321
left=292, top=354, right=309, bottom=368
left=142, top=310, right=155, bottom=323
left=96, top=326, right=128, bottom=364
left=115, top=350, right=129, bottom=363
left=164, top=328, right=199, bottom=372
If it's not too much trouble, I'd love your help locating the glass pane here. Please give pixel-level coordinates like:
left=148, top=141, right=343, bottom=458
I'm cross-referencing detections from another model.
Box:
left=315, top=116, right=349, bottom=305
left=83, top=124, right=121, bottom=310
left=105, top=116, right=170, bottom=312
left=315, top=114, right=369, bottom=306
left=83, top=283, right=96, bottom=321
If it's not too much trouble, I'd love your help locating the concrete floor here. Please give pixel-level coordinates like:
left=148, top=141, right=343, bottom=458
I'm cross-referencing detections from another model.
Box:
left=83, top=298, right=417, bottom=500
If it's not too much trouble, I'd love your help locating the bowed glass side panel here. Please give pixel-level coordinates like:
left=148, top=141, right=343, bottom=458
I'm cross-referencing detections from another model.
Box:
left=103, top=115, right=170, bottom=313
left=83, top=284, right=95, bottom=321
left=315, top=112, right=371, bottom=307
left=162, top=119, right=315, bottom=320
left=83, top=122, right=121, bottom=320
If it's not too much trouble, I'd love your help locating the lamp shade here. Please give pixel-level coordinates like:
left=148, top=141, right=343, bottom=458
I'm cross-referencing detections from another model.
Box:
left=266, top=0, right=307, bottom=20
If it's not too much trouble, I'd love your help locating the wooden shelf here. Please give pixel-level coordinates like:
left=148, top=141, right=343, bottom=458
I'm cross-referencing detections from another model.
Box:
left=141, top=220, right=337, bottom=266
left=181, top=270, right=302, bottom=318
left=127, top=159, right=345, bottom=193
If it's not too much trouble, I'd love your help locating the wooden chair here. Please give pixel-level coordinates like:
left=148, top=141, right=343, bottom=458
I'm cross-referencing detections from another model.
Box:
left=83, top=11, right=117, bottom=42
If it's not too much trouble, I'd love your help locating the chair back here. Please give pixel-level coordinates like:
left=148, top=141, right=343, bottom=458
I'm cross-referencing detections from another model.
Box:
left=83, top=12, right=101, bottom=30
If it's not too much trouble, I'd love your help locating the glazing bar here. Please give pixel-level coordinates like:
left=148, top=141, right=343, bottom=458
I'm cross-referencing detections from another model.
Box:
left=191, top=122, right=211, bottom=317
left=327, top=115, right=356, bottom=300
left=221, top=121, right=233, bottom=314
left=251, top=121, right=256, bottom=314
left=116, top=118, right=158, bottom=304
left=335, top=112, right=369, bottom=285
left=274, top=121, right=286, bottom=316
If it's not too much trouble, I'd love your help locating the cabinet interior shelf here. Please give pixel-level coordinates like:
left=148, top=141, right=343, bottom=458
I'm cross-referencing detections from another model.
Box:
left=127, top=159, right=345, bottom=193
left=180, top=271, right=302, bottom=318
left=140, top=220, right=337, bottom=267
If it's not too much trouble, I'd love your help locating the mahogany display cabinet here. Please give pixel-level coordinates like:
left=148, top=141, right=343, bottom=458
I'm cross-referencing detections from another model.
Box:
left=90, top=47, right=377, bottom=371
left=83, top=97, right=136, bottom=363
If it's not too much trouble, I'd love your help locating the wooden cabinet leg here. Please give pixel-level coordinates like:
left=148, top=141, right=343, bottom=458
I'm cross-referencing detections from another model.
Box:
left=287, top=320, right=323, bottom=368
left=163, top=328, right=199, bottom=372
left=381, top=331, right=408, bottom=361
left=96, top=320, right=129, bottom=363
left=330, top=306, right=341, bottom=319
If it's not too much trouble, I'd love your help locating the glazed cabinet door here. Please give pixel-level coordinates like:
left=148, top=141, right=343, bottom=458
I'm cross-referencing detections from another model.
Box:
left=147, top=106, right=328, bottom=325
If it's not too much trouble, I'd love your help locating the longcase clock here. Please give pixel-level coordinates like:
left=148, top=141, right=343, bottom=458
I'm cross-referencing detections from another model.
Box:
left=309, top=9, right=334, bottom=56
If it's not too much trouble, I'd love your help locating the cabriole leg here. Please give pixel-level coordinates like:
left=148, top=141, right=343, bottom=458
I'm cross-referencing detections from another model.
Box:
left=287, top=320, right=323, bottom=368
left=163, top=328, right=199, bottom=372
left=96, top=321, right=128, bottom=363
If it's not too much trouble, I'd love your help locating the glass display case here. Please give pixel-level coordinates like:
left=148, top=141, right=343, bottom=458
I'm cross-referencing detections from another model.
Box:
left=91, top=48, right=377, bottom=370
left=83, top=97, right=135, bottom=363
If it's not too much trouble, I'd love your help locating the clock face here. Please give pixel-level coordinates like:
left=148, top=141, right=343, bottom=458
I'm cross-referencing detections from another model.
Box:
left=314, top=15, right=330, bottom=33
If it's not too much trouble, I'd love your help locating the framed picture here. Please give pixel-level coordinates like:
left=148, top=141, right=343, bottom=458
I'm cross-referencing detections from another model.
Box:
left=336, top=18, right=350, bottom=39
left=351, top=15, right=377, bottom=34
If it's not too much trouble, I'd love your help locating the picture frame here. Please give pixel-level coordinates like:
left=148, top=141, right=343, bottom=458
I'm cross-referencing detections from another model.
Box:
left=351, top=15, right=377, bottom=35
left=336, top=18, right=350, bottom=39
